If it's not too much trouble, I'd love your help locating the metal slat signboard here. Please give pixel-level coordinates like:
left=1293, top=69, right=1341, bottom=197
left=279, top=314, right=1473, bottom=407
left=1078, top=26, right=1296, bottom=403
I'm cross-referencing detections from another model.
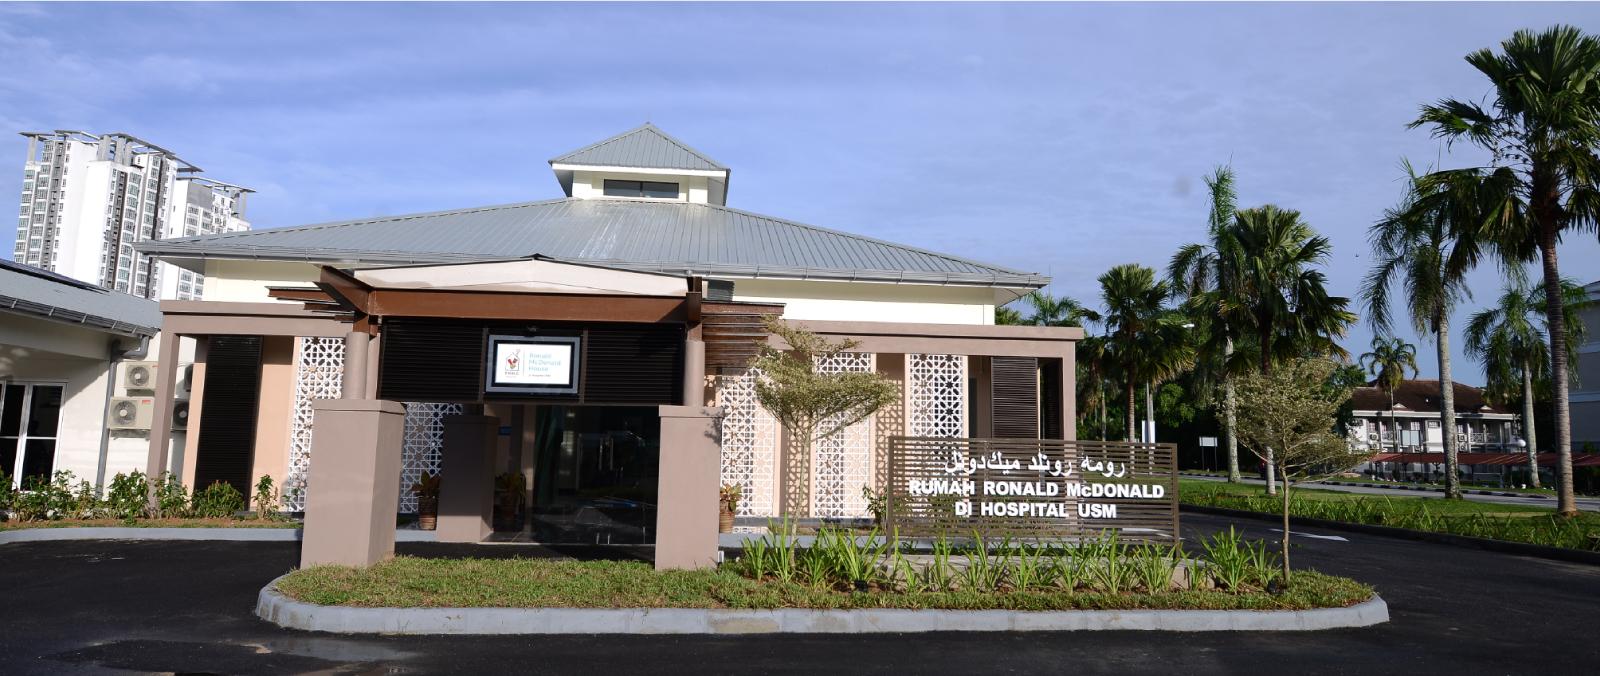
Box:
left=885, top=437, right=1179, bottom=542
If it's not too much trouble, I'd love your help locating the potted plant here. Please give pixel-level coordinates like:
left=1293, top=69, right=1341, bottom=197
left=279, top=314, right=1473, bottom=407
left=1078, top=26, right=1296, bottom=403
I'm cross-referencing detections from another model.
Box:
left=411, top=472, right=440, bottom=530
left=718, top=484, right=742, bottom=533
left=494, top=472, right=526, bottom=530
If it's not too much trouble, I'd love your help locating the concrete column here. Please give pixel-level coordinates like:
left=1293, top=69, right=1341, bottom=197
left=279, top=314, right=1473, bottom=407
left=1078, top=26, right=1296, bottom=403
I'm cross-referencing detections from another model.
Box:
left=144, top=331, right=182, bottom=478
left=655, top=405, right=725, bottom=570
left=363, top=333, right=381, bottom=399
left=341, top=331, right=369, bottom=399
left=300, top=399, right=406, bottom=568
left=683, top=338, right=706, bottom=407
left=438, top=414, right=498, bottom=543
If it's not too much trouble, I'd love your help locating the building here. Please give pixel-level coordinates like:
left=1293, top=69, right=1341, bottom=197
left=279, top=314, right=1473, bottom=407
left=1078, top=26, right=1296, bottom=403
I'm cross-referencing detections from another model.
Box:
left=1575, top=280, right=1600, bottom=451
left=0, top=259, right=165, bottom=490
left=1348, top=379, right=1529, bottom=481
left=134, top=123, right=1087, bottom=566
left=157, top=177, right=251, bottom=301
left=1349, top=380, right=1519, bottom=454
left=13, top=130, right=250, bottom=300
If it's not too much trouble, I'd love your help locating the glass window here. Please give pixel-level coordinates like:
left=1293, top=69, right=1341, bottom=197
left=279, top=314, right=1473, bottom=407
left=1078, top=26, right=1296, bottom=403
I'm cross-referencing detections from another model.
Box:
left=641, top=181, right=679, bottom=198
left=1, top=384, right=63, bottom=488
left=602, top=179, right=679, bottom=199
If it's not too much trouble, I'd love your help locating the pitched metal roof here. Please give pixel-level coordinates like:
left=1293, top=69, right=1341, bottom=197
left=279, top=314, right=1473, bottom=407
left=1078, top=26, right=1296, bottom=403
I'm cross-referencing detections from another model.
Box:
left=548, top=123, right=728, bottom=172
left=0, top=259, right=161, bottom=336
left=138, top=198, right=1047, bottom=288
left=1352, top=380, right=1510, bottom=416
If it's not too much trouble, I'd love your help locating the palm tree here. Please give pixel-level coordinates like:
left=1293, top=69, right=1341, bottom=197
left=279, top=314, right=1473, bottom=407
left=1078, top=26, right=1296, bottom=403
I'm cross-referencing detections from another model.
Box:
left=1224, top=205, right=1356, bottom=493
left=1358, top=336, right=1420, bottom=458
left=1465, top=277, right=1591, bottom=488
left=1409, top=25, right=1600, bottom=516
left=1097, top=264, right=1194, bottom=442
left=995, top=304, right=1024, bottom=326
left=1171, top=165, right=1249, bottom=482
left=1022, top=290, right=1096, bottom=327
left=1362, top=164, right=1488, bottom=499
left=1076, top=334, right=1113, bottom=440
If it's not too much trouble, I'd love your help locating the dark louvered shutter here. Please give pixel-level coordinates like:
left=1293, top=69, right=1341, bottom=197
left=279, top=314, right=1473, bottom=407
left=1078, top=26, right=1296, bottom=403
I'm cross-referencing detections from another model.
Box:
left=991, top=356, right=1039, bottom=438
left=583, top=326, right=684, bottom=404
left=1039, top=358, right=1064, bottom=440
left=193, top=335, right=262, bottom=496
left=378, top=320, right=484, bottom=402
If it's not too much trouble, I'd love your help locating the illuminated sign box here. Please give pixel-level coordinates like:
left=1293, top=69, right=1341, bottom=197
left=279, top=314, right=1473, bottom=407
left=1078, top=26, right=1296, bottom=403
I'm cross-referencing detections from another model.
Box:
left=485, top=334, right=580, bottom=395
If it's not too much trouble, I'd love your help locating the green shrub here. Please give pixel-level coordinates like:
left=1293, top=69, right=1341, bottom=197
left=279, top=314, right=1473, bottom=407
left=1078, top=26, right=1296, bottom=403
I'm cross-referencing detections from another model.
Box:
left=69, top=478, right=101, bottom=519
left=1132, top=543, right=1181, bottom=593
left=11, top=471, right=81, bottom=521
left=253, top=475, right=280, bottom=520
left=0, top=469, right=13, bottom=519
left=153, top=472, right=190, bottom=518
left=191, top=481, right=245, bottom=518
left=1201, top=527, right=1252, bottom=592
left=105, top=471, right=150, bottom=521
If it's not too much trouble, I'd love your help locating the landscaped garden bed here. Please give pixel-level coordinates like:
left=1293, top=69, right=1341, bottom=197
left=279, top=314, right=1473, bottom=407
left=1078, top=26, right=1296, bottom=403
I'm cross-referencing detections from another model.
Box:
left=1180, top=479, right=1600, bottom=551
left=276, top=529, right=1373, bottom=612
left=0, top=469, right=295, bottom=529
left=0, top=517, right=298, bottom=530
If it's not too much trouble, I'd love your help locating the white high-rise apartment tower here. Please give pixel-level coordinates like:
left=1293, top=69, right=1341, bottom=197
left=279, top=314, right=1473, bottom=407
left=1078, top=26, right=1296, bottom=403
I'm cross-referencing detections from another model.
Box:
left=13, top=130, right=250, bottom=299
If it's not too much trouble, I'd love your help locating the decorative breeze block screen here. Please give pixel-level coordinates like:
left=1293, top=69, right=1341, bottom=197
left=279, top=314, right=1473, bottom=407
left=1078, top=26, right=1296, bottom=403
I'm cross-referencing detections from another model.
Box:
left=288, top=336, right=460, bottom=514
left=287, top=337, right=344, bottom=512
left=811, top=352, right=875, bottom=518
left=907, top=353, right=968, bottom=438
left=398, top=402, right=462, bottom=513
left=715, top=370, right=778, bottom=517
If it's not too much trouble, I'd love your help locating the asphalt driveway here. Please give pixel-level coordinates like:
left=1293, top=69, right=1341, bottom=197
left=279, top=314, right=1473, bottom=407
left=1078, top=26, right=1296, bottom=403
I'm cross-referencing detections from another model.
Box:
left=2, top=512, right=1597, bottom=675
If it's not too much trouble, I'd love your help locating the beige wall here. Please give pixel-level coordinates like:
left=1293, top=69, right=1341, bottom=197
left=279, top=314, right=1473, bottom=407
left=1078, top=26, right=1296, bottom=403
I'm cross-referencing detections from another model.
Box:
left=732, top=278, right=1001, bottom=326
left=250, top=336, right=296, bottom=488
left=201, top=259, right=320, bottom=302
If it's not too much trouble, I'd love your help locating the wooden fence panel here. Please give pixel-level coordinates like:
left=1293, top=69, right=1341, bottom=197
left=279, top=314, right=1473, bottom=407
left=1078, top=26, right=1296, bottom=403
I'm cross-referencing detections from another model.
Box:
left=885, top=437, right=1179, bottom=543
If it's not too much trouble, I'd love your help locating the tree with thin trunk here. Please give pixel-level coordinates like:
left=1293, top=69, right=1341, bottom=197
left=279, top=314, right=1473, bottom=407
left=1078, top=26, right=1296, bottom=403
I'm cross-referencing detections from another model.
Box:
left=1362, top=162, right=1487, bottom=499
left=1409, top=25, right=1600, bottom=516
left=1224, top=205, right=1357, bottom=494
left=1228, top=358, right=1364, bottom=588
left=1358, top=336, right=1420, bottom=459
left=1171, top=165, right=1249, bottom=482
left=1097, top=264, right=1194, bottom=442
left=751, top=318, right=901, bottom=516
left=1465, top=278, right=1591, bottom=487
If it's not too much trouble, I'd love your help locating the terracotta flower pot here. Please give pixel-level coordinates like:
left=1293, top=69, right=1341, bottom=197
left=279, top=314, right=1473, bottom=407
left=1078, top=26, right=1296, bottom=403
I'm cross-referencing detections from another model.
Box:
left=417, top=496, right=438, bottom=531
left=719, top=509, right=735, bottom=533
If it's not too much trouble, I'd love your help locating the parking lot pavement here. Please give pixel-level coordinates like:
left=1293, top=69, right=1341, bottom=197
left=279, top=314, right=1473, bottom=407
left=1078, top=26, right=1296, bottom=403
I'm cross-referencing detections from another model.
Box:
left=3, top=515, right=1598, bottom=675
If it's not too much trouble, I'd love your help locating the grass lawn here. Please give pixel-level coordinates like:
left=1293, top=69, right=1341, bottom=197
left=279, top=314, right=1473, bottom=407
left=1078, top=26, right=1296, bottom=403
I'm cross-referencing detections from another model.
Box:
left=1179, top=479, right=1553, bottom=516
left=0, top=517, right=300, bottom=530
left=1179, top=479, right=1600, bottom=551
left=276, top=556, right=1373, bottom=611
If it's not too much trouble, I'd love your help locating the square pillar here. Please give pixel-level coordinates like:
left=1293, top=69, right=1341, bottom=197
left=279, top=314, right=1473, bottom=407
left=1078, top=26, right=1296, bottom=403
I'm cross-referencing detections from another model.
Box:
left=438, top=414, right=498, bottom=543
left=656, top=405, right=725, bottom=570
left=300, top=399, right=407, bottom=568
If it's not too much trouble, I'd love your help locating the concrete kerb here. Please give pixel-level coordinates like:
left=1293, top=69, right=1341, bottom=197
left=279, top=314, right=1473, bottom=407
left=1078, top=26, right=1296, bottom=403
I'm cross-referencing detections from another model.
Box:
left=0, top=527, right=438, bottom=545
left=255, top=574, right=1389, bottom=634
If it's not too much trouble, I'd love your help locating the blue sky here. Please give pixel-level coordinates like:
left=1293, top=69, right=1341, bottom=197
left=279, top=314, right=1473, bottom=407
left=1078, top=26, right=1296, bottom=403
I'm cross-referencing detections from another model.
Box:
left=3, top=2, right=1598, bottom=384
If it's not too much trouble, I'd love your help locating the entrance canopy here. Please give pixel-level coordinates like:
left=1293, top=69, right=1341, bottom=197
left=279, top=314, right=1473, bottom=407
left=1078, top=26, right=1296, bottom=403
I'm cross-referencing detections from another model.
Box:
left=272, top=257, right=716, bottom=329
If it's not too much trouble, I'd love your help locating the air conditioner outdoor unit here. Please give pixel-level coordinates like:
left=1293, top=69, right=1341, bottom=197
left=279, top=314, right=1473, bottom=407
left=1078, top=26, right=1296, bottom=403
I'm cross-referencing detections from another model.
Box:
left=178, top=363, right=195, bottom=394
left=108, top=397, right=154, bottom=430
left=121, top=361, right=157, bottom=391
left=171, top=398, right=191, bottom=431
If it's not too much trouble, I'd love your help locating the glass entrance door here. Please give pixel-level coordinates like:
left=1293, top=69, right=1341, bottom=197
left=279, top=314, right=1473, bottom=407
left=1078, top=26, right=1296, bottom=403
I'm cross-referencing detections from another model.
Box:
left=1, top=382, right=65, bottom=488
left=525, top=405, right=660, bottom=544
